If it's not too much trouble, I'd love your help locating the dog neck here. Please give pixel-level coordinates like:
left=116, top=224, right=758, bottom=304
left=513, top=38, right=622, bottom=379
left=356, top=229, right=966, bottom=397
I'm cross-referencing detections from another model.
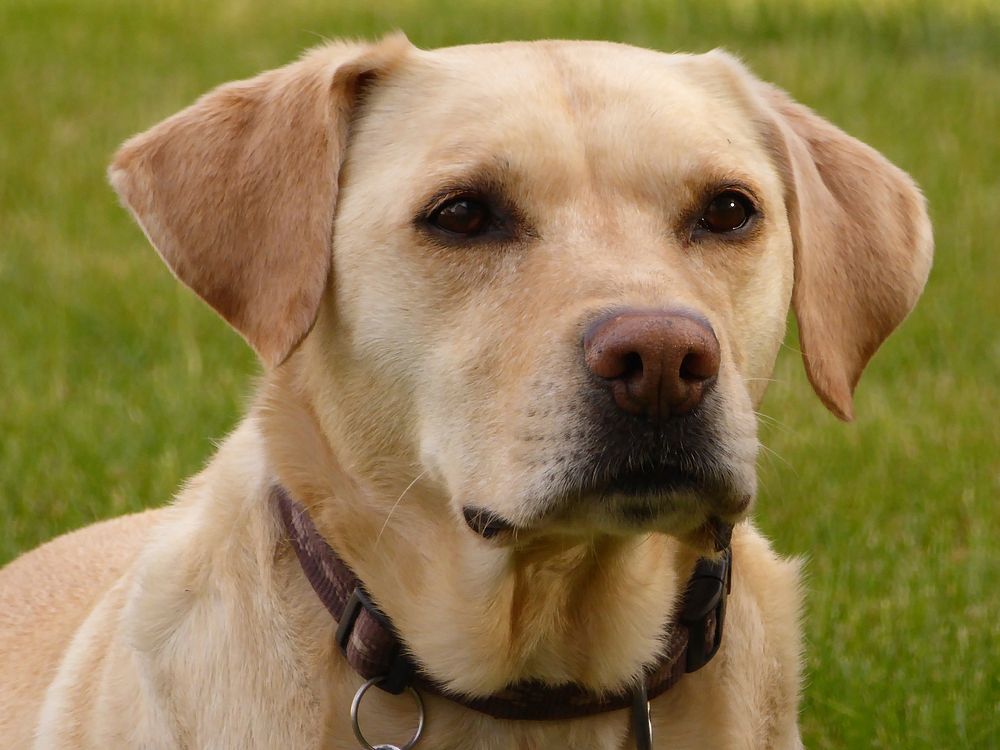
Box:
left=257, top=370, right=702, bottom=697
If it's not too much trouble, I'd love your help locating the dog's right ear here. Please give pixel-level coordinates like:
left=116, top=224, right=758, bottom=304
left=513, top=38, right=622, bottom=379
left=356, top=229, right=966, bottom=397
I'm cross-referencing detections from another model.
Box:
left=109, top=35, right=412, bottom=368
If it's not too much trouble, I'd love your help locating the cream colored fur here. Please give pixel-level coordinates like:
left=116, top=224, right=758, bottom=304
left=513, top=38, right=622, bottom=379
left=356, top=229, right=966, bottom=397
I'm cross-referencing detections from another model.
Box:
left=0, top=36, right=931, bottom=749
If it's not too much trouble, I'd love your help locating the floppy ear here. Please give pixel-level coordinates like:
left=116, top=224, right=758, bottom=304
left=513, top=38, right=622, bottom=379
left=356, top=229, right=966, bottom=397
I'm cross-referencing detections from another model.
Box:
left=109, top=34, right=412, bottom=367
left=760, top=83, right=933, bottom=420
left=760, top=79, right=933, bottom=420
left=704, top=52, right=933, bottom=420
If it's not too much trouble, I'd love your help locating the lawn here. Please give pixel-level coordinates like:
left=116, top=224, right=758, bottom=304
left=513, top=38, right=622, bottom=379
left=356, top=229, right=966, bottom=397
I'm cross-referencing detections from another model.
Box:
left=1, top=0, right=997, bottom=746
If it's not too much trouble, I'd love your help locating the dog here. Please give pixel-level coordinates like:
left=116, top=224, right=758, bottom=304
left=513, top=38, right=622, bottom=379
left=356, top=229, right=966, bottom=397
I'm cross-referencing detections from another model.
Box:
left=0, top=35, right=931, bottom=749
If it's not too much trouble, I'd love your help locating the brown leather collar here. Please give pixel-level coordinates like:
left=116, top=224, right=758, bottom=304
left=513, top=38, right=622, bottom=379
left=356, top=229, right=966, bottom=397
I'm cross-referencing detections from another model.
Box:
left=273, top=485, right=732, bottom=721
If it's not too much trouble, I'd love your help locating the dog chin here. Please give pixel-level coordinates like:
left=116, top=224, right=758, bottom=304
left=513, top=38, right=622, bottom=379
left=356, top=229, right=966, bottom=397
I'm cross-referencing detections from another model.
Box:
left=550, top=487, right=749, bottom=541
left=463, top=485, right=751, bottom=548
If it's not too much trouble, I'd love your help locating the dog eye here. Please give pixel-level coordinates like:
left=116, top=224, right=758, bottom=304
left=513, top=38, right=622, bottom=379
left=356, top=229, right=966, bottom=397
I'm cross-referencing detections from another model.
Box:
left=698, top=191, right=755, bottom=234
left=429, top=197, right=492, bottom=236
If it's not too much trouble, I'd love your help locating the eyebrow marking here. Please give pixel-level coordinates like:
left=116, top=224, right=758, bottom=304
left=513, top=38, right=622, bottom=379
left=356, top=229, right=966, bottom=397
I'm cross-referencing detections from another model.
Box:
left=412, top=158, right=513, bottom=219
left=411, top=157, right=538, bottom=244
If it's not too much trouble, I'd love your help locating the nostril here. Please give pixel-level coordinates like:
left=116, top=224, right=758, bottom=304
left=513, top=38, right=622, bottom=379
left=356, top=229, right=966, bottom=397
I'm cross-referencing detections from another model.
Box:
left=680, top=350, right=714, bottom=382
left=622, top=351, right=644, bottom=380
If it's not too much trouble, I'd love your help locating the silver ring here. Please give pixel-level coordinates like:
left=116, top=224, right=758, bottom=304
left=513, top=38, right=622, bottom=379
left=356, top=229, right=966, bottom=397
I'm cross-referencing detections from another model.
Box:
left=350, top=677, right=425, bottom=750
left=631, top=681, right=653, bottom=750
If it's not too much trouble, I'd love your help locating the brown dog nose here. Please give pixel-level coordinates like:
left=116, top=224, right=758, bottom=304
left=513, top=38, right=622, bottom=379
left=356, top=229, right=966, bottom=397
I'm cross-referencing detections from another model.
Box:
left=583, top=309, right=720, bottom=420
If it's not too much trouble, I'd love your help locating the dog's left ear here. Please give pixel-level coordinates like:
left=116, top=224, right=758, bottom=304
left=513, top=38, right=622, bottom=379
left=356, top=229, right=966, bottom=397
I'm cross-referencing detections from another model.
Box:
left=110, top=34, right=412, bottom=367
left=702, top=52, right=933, bottom=420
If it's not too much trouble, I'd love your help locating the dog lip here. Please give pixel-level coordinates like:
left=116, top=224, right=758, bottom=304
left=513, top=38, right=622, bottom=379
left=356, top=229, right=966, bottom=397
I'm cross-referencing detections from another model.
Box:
left=553, top=462, right=751, bottom=526
left=589, top=465, right=701, bottom=497
left=462, top=506, right=515, bottom=538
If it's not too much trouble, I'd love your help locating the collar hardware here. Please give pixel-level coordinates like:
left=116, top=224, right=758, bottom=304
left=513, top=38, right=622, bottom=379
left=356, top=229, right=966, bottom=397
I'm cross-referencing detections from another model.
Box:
left=630, top=681, right=653, bottom=750
left=680, top=547, right=732, bottom=673
left=350, top=676, right=425, bottom=750
left=336, top=587, right=416, bottom=695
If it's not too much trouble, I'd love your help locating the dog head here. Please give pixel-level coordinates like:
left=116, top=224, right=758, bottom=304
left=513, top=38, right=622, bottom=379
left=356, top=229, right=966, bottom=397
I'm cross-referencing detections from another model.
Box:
left=110, top=37, right=931, bottom=549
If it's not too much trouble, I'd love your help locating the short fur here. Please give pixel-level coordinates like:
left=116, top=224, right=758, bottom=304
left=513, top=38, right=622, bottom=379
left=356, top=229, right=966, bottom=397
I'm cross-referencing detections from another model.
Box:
left=0, top=36, right=931, bottom=749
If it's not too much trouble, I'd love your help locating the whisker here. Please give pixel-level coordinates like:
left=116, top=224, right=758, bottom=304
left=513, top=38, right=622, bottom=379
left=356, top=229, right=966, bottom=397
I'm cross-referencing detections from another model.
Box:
left=754, top=410, right=794, bottom=436
left=758, top=442, right=796, bottom=474
left=376, top=470, right=428, bottom=546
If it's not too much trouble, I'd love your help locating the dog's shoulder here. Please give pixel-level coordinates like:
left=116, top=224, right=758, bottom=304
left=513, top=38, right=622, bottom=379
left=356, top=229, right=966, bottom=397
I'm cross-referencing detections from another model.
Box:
left=0, top=508, right=164, bottom=747
left=725, top=523, right=805, bottom=746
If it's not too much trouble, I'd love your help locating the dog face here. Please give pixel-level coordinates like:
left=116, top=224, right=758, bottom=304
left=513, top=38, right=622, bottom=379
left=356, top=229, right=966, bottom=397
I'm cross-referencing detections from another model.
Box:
left=110, top=37, right=931, bottom=548
left=326, top=43, right=792, bottom=541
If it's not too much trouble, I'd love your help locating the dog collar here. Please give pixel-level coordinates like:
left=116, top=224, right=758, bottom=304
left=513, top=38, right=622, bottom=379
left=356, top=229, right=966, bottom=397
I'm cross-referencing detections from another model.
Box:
left=273, top=484, right=732, bottom=722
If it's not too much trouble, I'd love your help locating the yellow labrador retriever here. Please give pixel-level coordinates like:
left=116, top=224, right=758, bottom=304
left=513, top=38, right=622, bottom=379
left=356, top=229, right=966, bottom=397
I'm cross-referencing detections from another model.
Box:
left=0, top=35, right=931, bottom=749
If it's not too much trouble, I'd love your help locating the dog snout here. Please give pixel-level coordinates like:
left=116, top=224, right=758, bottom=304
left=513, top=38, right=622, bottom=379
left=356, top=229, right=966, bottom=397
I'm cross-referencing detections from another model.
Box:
left=583, top=309, right=720, bottom=421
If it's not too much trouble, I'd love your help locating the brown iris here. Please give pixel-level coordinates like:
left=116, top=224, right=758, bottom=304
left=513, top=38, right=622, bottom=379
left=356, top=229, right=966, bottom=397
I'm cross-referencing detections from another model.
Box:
left=429, top=197, right=491, bottom=236
left=699, top=191, right=755, bottom=234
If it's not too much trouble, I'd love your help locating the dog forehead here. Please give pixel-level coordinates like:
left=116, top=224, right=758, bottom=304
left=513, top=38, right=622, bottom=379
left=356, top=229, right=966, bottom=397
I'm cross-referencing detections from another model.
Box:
left=351, top=41, right=772, bottom=197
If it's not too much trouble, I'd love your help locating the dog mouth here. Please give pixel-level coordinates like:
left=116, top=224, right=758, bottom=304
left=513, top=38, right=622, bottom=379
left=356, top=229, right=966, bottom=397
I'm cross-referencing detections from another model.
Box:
left=462, top=393, right=754, bottom=542
left=462, top=462, right=748, bottom=541
left=597, top=465, right=702, bottom=497
left=462, top=506, right=516, bottom=539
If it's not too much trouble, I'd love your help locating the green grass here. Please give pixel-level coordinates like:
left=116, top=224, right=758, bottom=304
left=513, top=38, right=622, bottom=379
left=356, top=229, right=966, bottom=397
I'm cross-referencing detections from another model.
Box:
left=1, top=0, right=997, bottom=746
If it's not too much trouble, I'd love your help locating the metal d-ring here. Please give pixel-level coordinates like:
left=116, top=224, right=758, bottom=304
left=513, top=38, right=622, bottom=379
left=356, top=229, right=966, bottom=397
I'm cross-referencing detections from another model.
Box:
left=350, top=676, right=425, bottom=750
left=631, top=680, right=653, bottom=750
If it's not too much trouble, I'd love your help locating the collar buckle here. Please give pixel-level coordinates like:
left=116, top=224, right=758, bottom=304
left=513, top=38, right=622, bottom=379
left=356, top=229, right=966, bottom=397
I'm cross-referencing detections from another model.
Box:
left=335, top=586, right=415, bottom=695
left=680, top=546, right=733, bottom=673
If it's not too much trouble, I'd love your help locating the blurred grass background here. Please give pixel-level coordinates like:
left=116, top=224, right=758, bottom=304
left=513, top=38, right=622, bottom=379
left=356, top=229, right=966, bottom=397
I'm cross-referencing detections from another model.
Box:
left=1, top=0, right=997, bottom=746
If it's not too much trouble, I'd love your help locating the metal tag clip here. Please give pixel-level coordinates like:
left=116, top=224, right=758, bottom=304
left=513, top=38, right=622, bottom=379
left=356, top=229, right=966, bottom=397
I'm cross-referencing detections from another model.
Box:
left=631, top=680, right=653, bottom=750
left=350, top=676, right=425, bottom=750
